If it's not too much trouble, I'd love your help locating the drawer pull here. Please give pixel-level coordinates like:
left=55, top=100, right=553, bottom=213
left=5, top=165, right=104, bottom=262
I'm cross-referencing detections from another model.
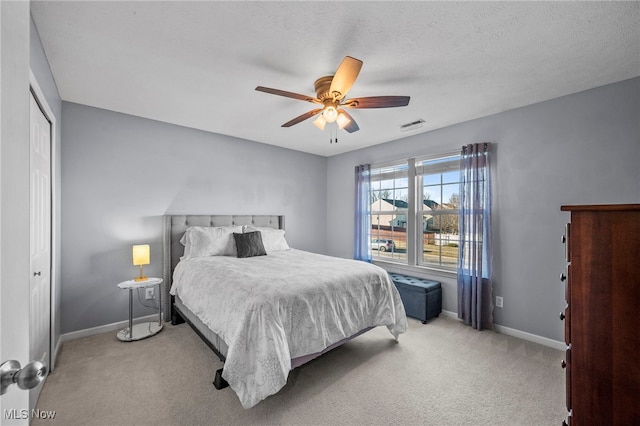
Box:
left=560, top=273, right=566, bottom=282
left=561, top=360, right=567, bottom=369
left=560, top=312, right=565, bottom=321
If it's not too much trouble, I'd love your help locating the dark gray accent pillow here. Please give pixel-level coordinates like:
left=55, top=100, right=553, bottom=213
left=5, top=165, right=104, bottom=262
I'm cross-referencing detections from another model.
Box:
left=233, top=231, right=267, bottom=258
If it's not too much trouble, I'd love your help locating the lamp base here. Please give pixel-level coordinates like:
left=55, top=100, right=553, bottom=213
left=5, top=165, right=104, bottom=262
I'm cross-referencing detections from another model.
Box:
left=134, top=276, right=148, bottom=282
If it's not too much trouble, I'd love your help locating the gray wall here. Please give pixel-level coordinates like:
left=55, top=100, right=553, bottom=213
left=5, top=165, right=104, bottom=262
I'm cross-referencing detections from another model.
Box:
left=60, top=78, right=639, bottom=342
left=326, top=77, right=640, bottom=342
left=30, top=15, right=63, bottom=360
left=60, top=103, right=327, bottom=334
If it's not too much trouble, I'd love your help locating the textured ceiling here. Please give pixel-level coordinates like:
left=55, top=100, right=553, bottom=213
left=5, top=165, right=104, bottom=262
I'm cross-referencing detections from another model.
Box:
left=31, top=1, right=640, bottom=157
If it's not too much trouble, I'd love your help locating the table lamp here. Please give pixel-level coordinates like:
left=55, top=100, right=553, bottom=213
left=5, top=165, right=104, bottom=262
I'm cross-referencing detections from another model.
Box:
left=132, top=244, right=150, bottom=281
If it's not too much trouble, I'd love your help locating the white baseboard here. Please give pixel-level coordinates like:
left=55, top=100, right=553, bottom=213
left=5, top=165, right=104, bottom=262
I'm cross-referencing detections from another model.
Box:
left=440, top=309, right=459, bottom=320
left=51, top=337, right=62, bottom=372
left=61, top=311, right=565, bottom=351
left=494, top=324, right=566, bottom=350
left=440, top=310, right=565, bottom=351
left=60, top=314, right=158, bottom=342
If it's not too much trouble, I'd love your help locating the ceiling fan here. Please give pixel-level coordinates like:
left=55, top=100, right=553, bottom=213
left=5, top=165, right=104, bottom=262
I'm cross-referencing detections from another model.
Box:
left=255, top=56, right=410, bottom=134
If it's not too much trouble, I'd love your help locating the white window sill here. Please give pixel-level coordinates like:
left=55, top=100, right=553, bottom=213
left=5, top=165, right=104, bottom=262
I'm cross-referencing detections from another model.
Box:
left=372, top=259, right=457, bottom=280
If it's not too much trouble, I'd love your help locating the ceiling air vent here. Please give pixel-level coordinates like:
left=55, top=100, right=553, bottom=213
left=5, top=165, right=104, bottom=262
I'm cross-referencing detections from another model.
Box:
left=400, top=119, right=425, bottom=132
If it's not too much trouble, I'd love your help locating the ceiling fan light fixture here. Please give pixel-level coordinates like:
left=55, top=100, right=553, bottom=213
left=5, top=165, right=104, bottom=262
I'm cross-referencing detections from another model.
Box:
left=322, top=106, right=338, bottom=123
left=336, top=111, right=351, bottom=129
left=313, top=114, right=327, bottom=130
left=256, top=56, right=409, bottom=134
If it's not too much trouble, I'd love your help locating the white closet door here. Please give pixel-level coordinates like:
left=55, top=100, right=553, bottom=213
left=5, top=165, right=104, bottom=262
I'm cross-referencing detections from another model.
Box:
left=29, top=92, right=51, bottom=370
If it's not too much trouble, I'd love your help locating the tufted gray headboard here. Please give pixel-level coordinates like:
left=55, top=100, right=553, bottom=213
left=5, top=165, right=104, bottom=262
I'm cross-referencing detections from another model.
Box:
left=162, top=215, right=285, bottom=321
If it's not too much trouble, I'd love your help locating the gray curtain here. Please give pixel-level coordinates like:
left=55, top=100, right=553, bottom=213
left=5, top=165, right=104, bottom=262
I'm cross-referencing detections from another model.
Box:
left=354, top=164, right=372, bottom=262
left=457, top=143, right=493, bottom=330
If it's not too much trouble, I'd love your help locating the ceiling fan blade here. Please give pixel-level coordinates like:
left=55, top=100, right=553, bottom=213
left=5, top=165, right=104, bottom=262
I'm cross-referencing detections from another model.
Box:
left=281, top=109, right=323, bottom=127
left=255, top=86, right=321, bottom=104
left=329, top=56, right=363, bottom=101
left=343, top=96, right=410, bottom=109
left=339, top=110, right=360, bottom=133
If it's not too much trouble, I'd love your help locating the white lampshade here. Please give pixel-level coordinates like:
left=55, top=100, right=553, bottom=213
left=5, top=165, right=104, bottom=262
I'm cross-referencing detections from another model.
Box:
left=132, top=244, right=150, bottom=266
left=322, top=106, right=338, bottom=123
left=313, top=114, right=327, bottom=130
left=336, top=111, right=351, bottom=129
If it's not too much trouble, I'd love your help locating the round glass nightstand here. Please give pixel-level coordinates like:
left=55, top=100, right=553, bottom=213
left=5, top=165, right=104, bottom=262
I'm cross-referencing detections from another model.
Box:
left=116, top=277, right=163, bottom=341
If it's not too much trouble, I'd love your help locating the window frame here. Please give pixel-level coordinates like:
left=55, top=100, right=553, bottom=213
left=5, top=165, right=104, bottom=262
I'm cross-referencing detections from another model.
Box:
left=368, top=151, right=460, bottom=275
left=369, top=160, right=411, bottom=264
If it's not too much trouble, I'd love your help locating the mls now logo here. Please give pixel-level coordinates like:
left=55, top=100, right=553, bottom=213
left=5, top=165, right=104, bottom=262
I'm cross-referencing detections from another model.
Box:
left=3, top=409, right=56, bottom=420
left=3, top=410, right=28, bottom=420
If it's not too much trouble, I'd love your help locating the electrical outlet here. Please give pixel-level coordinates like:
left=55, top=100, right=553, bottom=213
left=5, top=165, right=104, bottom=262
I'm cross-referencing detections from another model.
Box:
left=145, top=287, right=154, bottom=300
left=496, top=296, right=503, bottom=308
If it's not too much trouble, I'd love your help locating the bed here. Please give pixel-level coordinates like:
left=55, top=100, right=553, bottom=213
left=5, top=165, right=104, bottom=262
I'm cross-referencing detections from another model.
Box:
left=163, top=215, right=407, bottom=408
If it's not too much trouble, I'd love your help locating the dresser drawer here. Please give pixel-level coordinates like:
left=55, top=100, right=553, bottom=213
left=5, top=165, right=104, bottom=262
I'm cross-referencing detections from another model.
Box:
left=564, top=265, right=571, bottom=345
left=563, top=223, right=570, bottom=262
left=564, top=344, right=571, bottom=412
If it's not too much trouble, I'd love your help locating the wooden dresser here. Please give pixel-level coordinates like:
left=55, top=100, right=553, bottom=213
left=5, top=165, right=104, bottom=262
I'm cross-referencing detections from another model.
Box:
left=560, top=204, right=640, bottom=425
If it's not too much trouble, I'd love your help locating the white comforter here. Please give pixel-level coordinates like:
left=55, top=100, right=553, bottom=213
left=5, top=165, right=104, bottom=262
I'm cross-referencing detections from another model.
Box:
left=170, top=249, right=407, bottom=408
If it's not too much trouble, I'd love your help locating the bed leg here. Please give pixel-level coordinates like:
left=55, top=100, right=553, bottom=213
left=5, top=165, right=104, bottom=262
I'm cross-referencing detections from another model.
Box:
left=213, top=368, right=229, bottom=390
left=171, top=306, right=185, bottom=325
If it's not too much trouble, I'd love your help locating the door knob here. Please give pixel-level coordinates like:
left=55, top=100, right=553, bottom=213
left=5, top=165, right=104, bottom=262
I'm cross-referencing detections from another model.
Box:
left=0, top=359, right=48, bottom=395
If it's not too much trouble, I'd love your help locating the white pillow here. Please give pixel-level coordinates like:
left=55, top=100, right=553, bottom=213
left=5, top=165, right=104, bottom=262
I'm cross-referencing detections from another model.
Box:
left=243, top=225, right=290, bottom=253
left=180, top=225, right=243, bottom=258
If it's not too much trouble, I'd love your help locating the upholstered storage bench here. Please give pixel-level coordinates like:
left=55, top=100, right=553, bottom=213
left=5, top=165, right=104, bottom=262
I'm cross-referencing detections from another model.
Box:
left=389, top=273, right=442, bottom=324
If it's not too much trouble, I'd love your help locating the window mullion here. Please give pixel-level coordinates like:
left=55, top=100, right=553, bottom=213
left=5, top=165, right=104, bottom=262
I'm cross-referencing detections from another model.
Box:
left=438, top=173, right=444, bottom=265
left=407, top=158, right=416, bottom=266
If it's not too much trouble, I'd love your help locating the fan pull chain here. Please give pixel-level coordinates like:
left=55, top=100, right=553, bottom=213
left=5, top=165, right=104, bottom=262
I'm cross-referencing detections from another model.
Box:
left=329, top=124, right=338, bottom=144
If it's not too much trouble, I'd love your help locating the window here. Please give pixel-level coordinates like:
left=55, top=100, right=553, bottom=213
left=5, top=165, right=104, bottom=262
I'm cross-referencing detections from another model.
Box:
left=417, top=155, right=461, bottom=269
left=369, top=153, right=461, bottom=271
left=370, top=163, right=408, bottom=262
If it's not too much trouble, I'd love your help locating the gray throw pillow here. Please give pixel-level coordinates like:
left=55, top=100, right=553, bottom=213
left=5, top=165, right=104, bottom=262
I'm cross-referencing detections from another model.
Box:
left=233, top=231, right=267, bottom=258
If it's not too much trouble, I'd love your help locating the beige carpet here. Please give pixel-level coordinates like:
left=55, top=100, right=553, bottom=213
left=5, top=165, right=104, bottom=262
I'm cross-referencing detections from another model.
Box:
left=34, top=317, right=567, bottom=425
